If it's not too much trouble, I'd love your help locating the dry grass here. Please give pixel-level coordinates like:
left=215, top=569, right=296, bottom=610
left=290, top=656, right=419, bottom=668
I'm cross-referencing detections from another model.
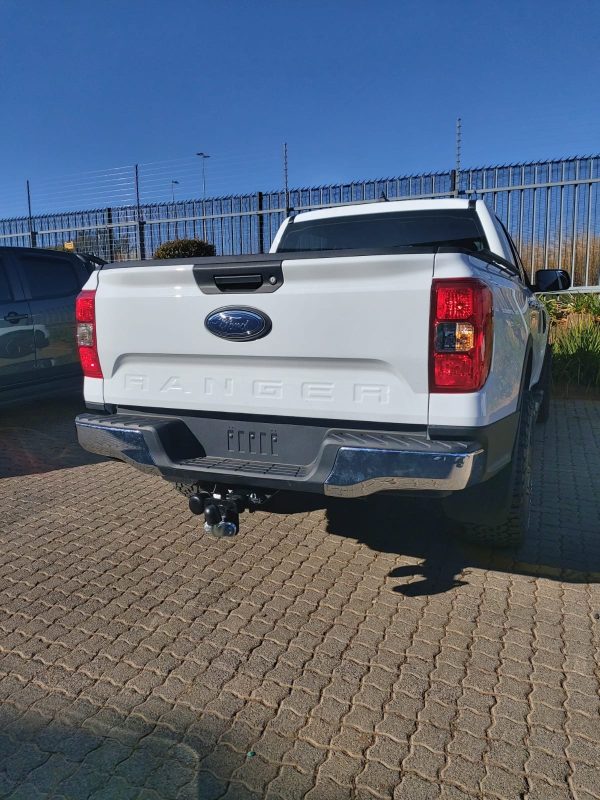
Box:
left=519, top=234, right=600, bottom=286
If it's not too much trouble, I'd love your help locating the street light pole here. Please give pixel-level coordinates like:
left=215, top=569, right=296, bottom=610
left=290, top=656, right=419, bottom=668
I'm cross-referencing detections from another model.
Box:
left=196, top=152, right=210, bottom=240
left=171, top=180, right=179, bottom=204
left=26, top=179, right=36, bottom=247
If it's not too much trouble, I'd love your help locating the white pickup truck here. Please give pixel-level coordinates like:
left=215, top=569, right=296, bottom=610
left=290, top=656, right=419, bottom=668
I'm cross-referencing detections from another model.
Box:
left=75, top=199, right=570, bottom=547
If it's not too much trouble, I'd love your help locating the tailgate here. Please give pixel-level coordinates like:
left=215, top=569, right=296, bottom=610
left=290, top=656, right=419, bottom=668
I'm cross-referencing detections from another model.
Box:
left=95, top=253, right=433, bottom=424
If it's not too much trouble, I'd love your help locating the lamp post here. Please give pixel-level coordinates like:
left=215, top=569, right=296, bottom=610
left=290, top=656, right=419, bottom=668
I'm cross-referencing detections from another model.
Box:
left=196, top=152, right=210, bottom=240
left=171, top=180, right=179, bottom=204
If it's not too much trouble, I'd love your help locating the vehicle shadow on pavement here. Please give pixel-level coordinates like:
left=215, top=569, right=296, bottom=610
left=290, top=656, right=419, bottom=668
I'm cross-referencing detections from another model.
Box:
left=323, top=486, right=600, bottom=595
left=324, top=495, right=471, bottom=596
left=319, top=401, right=600, bottom=595
left=0, top=395, right=107, bottom=479
left=273, top=398, right=600, bottom=596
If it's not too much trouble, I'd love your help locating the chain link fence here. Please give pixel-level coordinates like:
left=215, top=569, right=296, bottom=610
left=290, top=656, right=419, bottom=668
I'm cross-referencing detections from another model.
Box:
left=1, top=155, right=599, bottom=286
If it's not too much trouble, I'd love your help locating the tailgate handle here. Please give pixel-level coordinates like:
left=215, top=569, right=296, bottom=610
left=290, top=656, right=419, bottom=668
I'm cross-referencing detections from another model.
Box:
left=214, top=274, right=263, bottom=292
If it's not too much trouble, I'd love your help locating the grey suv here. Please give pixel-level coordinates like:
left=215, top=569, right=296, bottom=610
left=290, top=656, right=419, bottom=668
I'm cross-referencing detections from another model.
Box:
left=0, top=247, right=100, bottom=404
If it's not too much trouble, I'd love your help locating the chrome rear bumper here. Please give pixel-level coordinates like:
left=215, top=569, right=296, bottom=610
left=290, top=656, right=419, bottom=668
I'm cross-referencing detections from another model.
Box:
left=76, top=412, right=485, bottom=497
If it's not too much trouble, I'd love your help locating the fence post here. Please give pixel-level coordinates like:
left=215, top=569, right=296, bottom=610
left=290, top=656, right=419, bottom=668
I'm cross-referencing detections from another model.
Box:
left=26, top=180, right=37, bottom=247
left=257, top=192, right=265, bottom=253
left=106, top=207, right=115, bottom=261
left=134, top=164, right=146, bottom=260
left=450, top=169, right=457, bottom=198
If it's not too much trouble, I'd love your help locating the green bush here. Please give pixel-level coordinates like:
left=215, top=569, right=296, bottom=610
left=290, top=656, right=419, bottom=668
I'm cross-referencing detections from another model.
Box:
left=154, top=238, right=216, bottom=259
left=539, top=292, right=600, bottom=321
left=569, top=292, right=600, bottom=317
left=539, top=295, right=564, bottom=322
left=553, top=321, right=600, bottom=390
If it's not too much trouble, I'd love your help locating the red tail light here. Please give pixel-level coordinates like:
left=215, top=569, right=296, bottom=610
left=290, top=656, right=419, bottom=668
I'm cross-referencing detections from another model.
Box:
left=76, top=290, right=103, bottom=379
left=430, top=279, right=492, bottom=392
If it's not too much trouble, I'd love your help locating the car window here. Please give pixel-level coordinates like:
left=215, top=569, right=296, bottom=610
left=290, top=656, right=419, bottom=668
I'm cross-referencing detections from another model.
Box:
left=18, top=254, right=81, bottom=300
left=0, top=261, right=13, bottom=303
left=277, top=210, right=489, bottom=253
left=498, top=218, right=530, bottom=285
left=490, top=215, right=517, bottom=265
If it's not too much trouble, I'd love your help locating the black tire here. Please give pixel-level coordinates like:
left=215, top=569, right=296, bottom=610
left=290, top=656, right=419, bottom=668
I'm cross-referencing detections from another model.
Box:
left=536, top=346, right=552, bottom=424
left=443, top=391, right=536, bottom=548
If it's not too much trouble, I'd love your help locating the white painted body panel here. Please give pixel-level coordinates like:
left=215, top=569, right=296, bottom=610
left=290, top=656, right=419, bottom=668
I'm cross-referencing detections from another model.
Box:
left=94, top=253, right=434, bottom=424
left=84, top=376, right=104, bottom=404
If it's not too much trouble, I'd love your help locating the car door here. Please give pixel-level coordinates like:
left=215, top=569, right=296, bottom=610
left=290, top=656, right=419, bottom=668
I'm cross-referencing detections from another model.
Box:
left=15, top=251, right=84, bottom=382
left=0, top=253, right=36, bottom=390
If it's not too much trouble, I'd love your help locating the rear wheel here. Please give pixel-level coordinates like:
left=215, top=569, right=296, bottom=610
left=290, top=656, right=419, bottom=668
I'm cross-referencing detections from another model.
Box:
left=443, top=391, right=535, bottom=548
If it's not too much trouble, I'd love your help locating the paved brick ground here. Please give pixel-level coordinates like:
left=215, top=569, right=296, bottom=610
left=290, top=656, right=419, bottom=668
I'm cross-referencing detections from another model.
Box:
left=0, top=395, right=598, bottom=800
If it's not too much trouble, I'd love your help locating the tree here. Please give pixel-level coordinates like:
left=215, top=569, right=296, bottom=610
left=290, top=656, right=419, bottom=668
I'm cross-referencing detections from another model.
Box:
left=154, top=238, right=216, bottom=259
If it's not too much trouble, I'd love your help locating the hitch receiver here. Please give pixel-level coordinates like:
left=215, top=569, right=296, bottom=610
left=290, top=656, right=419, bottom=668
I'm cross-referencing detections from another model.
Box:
left=188, top=487, right=272, bottom=538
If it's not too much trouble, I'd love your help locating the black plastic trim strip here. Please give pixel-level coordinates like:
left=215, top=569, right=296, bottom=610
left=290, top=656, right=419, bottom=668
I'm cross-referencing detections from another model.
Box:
left=100, top=246, right=439, bottom=269
left=85, top=401, right=109, bottom=413
left=98, top=246, right=520, bottom=273
left=115, top=405, right=427, bottom=432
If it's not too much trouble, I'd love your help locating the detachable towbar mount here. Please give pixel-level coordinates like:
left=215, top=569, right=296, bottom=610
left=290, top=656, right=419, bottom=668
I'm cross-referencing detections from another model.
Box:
left=188, top=487, right=272, bottom=537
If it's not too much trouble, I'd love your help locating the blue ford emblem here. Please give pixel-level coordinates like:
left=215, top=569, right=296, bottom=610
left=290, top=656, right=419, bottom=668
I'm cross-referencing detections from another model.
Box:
left=205, top=307, right=272, bottom=341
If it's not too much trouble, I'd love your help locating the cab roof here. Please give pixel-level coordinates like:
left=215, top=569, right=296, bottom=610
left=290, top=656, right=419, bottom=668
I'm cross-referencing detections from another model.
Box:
left=290, top=197, right=479, bottom=223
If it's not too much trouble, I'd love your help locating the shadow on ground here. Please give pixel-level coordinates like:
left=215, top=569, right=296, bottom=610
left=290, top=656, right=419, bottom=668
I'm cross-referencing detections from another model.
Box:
left=273, top=491, right=600, bottom=595
left=0, top=699, right=272, bottom=800
left=0, top=394, right=107, bottom=478
left=269, top=400, right=600, bottom=594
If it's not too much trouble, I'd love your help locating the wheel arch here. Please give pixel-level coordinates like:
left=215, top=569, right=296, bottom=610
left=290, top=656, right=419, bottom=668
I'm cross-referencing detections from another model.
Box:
left=520, top=337, right=534, bottom=400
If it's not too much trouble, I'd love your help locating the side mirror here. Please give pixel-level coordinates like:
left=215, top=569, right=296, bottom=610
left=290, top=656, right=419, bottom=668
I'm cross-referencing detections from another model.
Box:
left=534, top=269, right=571, bottom=293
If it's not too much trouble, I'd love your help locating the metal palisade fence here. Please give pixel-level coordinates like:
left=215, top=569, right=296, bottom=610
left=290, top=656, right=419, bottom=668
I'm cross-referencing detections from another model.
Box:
left=1, top=155, right=599, bottom=286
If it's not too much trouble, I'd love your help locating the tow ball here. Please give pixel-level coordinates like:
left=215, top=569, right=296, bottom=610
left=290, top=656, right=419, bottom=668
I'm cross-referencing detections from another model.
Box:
left=188, top=489, right=269, bottom=537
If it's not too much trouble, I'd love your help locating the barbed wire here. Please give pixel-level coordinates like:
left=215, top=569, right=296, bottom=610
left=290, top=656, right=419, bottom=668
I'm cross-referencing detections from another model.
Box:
left=0, top=149, right=285, bottom=217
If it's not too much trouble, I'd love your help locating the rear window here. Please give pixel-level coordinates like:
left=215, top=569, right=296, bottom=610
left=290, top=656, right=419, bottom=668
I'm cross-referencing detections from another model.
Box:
left=18, top=255, right=81, bottom=300
left=277, top=209, right=488, bottom=253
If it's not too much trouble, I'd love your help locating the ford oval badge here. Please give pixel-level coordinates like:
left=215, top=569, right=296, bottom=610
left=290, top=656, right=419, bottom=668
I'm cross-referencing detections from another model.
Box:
left=205, top=307, right=272, bottom=341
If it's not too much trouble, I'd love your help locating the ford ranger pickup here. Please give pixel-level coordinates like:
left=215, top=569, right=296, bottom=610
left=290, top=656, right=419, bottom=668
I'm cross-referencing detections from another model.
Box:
left=74, top=199, right=570, bottom=546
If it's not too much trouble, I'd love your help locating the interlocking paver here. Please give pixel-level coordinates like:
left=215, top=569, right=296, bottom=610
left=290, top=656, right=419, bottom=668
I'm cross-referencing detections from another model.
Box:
left=0, top=395, right=598, bottom=799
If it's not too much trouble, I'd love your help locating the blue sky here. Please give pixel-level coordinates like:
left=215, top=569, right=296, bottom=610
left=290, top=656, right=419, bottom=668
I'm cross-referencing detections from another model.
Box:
left=1, top=0, right=599, bottom=215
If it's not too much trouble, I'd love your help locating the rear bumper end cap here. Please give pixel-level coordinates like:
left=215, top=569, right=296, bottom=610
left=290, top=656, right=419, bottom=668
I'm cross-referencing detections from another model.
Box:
left=323, top=446, right=484, bottom=498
